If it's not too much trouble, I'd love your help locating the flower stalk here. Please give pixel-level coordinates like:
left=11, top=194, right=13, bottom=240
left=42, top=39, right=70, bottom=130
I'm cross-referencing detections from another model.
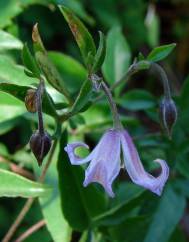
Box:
left=101, top=81, right=122, bottom=130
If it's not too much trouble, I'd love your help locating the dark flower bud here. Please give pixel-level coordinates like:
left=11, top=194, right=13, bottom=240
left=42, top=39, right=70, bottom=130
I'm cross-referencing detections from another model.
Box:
left=25, top=89, right=37, bottom=113
left=159, top=97, right=177, bottom=137
left=29, top=130, right=52, bottom=166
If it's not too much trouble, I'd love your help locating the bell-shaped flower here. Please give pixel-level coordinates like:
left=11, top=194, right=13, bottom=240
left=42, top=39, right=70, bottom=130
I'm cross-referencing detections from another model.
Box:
left=64, top=129, right=169, bottom=197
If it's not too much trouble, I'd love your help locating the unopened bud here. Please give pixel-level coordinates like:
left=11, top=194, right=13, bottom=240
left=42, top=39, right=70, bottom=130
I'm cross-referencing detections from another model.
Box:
left=25, top=89, right=37, bottom=113
left=29, top=131, right=52, bottom=166
left=159, top=97, right=177, bottom=137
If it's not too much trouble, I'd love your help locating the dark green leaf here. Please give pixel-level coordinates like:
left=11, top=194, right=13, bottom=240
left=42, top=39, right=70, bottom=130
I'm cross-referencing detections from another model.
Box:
left=22, top=43, right=41, bottom=78
left=138, top=52, right=145, bottom=61
left=118, top=89, right=156, bottom=111
left=70, top=79, right=93, bottom=115
left=109, top=215, right=151, bottom=242
left=0, top=168, right=52, bottom=198
left=57, top=131, right=107, bottom=231
left=143, top=186, right=186, bottom=242
left=93, top=183, right=145, bottom=226
left=59, top=5, right=96, bottom=68
left=91, top=31, right=106, bottom=73
left=147, top=43, right=176, bottom=62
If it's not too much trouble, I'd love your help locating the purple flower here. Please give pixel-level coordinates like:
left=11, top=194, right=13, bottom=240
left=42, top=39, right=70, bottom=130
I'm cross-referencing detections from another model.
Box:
left=64, top=129, right=169, bottom=197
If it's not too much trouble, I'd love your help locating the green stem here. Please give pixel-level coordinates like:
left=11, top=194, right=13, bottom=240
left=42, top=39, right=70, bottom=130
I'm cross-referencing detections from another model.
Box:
left=36, top=80, right=44, bottom=135
left=149, top=62, right=171, bottom=99
left=101, top=81, right=122, bottom=129
left=95, top=60, right=172, bottom=102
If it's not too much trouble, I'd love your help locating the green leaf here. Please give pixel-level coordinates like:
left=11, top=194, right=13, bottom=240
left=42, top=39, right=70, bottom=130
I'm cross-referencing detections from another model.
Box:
left=70, top=78, right=93, bottom=115
left=0, top=83, right=57, bottom=118
left=0, top=0, right=48, bottom=28
left=118, top=89, right=156, bottom=111
left=59, top=0, right=94, bottom=25
left=109, top=215, right=151, bottom=242
left=35, top=51, right=71, bottom=101
left=33, top=143, right=72, bottom=242
left=102, top=26, right=131, bottom=84
left=138, top=52, right=145, bottom=61
left=0, top=55, right=37, bottom=86
left=32, top=24, right=72, bottom=101
left=147, top=43, right=176, bottom=62
left=0, top=168, right=51, bottom=198
left=91, top=31, right=106, bottom=73
left=22, top=43, right=41, bottom=78
left=145, top=5, right=160, bottom=47
left=93, top=182, right=145, bottom=226
left=59, top=5, right=96, bottom=68
left=143, top=186, right=186, bottom=242
left=48, top=51, right=87, bottom=94
left=57, top=131, right=107, bottom=231
left=0, top=30, right=23, bottom=50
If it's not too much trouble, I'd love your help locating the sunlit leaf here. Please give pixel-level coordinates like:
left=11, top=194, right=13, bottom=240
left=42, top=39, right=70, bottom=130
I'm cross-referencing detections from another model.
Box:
left=0, top=30, right=23, bottom=50
left=0, top=168, right=52, bottom=198
left=33, top=143, right=72, bottom=242
left=102, top=26, right=131, bottom=84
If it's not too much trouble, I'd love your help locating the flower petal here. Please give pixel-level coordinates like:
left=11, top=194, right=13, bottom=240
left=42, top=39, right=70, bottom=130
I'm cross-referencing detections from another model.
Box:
left=83, top=129, right=121, bottom=197
left=64, top=142, right=93, bottom=165
left=121, top=130, right=169, bottom=196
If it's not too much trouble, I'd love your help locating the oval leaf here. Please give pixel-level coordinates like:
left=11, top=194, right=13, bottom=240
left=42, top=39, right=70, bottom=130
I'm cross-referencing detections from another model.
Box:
left=118, top=89, right=156, bottom=111
left=102, top=26, right=131, bottom=84
left=147, top=43, right=176, bottom=62
left=48, top=51, right=87, bottom=95
left=0, top=168, right=51, bottom=198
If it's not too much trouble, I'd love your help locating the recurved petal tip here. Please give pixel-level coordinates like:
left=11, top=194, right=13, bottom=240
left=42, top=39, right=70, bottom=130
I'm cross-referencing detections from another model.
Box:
left=152, top=159, right=169, bottom=196
left=121, top=130, right=169, bottom=196
left=64, top=142, right=91, bottom=165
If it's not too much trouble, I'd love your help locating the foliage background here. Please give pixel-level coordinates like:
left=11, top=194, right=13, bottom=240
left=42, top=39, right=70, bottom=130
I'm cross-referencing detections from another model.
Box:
left=0, top=0, right=189, bottom=241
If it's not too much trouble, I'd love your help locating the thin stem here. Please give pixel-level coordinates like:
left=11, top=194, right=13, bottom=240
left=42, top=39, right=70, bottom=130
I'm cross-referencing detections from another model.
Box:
left=2, top=139, right=58, bottom=242
left=101, top=81, right=122, bottom=129
left=39, top=139, right=58, bottom=182
left=14, top=220, right=46, bottom=242
left=95, top=60, right=172, bottom=102
left=37, top=80, right=44, bottom=135
left=95, top=61, right=150, bottom=102
left=149, top=62, right=171, bottom=99
left=2, top=198, right=34, bottom=242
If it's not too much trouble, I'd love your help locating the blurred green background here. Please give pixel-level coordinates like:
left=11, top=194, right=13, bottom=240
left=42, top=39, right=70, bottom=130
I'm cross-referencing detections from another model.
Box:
left=0, top=0, right=189, bottom=242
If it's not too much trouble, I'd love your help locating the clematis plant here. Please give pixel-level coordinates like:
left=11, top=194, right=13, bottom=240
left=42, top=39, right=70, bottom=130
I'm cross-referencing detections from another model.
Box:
left=65, top=81, right=170, bottom=197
